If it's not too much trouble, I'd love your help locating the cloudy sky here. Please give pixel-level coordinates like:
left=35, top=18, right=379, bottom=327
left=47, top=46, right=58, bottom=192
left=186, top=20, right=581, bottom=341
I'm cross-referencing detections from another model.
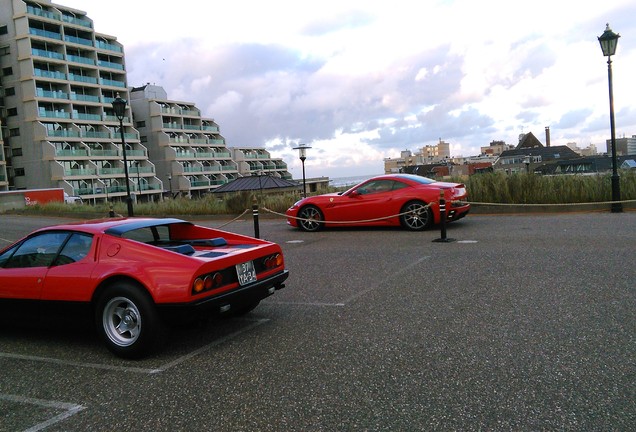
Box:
left=60, top=0, right=636, bottom=179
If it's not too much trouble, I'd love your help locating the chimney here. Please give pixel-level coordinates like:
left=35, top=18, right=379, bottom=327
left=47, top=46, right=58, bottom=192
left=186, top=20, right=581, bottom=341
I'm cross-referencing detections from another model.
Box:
left=545, top=126, right=551, bottom=147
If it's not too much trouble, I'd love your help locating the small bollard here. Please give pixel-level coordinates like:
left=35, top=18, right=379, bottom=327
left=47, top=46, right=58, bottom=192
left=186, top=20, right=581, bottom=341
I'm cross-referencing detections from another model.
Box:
left=433, top=189, right=455, bottom=243
left=109, top=205, right=115, bottom=218
left=252, top=198, right=260, bottom=239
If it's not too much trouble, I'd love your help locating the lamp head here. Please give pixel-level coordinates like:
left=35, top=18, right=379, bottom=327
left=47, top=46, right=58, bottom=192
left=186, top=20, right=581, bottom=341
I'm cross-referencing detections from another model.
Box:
left=111, top=93, right=127, bottom=121
left=598, top=23, right=620, bottom=57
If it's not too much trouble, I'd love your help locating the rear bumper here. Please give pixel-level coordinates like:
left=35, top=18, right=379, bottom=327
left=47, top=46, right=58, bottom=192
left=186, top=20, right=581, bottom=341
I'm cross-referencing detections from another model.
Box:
left=157, top=270, right=289, bottom=320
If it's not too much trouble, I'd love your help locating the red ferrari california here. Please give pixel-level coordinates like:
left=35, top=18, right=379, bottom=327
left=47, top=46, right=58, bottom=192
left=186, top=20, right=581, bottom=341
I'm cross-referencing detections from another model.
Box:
left=286, top=174, right=470, bottom=231
left=0, top=218, right=288, bottom=358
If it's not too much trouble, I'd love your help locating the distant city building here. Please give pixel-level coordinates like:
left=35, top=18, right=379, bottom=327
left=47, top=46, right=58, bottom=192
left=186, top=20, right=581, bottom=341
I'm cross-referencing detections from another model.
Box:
left=480, top=140, right=514, bottom=156
left=566, top=142, right=598, bottom=157
left=494, top=132, right=579, bottom=174
left=383, top=139, right=451, bottom=174
left=607, top=135, right=636, bottom=156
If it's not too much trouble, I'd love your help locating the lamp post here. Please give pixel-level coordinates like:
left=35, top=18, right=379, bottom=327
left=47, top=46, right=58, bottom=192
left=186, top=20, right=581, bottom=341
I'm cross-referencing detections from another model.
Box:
left=135, top=161, right=142, bottom=195
left=292, top=143, right=311, bottom=198
left=167, top=175, right=172, bottom=198
left=523, top=154, right=531, bottom=174
left=111, top=93, right=134, bottom=216
left=598, top=23, right=622, bottom=213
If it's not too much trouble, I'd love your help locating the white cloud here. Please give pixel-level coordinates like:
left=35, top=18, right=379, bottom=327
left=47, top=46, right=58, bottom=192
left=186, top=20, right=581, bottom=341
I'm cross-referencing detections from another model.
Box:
left=60, top=0, right=636, bottom=176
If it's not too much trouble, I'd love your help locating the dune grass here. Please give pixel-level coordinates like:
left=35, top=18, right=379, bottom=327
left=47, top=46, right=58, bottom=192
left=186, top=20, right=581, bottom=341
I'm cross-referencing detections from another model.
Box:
left=13, top=171, right=636, bottom=217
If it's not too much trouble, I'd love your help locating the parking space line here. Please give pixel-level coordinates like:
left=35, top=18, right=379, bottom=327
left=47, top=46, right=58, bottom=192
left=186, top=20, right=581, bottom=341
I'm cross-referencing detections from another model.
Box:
left=267, top=302, right=345, bottom=307
left=341, top=255, right=431, bottom=304
left=154, top=318, right=269, bottom=373
left=0, top=393, right=86, bottom=432
left=0, top=318, right=269, bottom=375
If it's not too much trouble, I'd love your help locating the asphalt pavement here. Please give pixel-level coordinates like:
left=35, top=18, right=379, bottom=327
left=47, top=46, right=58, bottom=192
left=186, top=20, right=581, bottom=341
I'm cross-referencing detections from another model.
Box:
left=0, top=212, right=634, bottom=431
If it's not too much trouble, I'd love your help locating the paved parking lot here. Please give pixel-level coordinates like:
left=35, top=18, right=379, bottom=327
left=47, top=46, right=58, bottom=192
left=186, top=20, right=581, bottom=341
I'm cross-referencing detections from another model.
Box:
left=1, top=212, right=635, bottom=431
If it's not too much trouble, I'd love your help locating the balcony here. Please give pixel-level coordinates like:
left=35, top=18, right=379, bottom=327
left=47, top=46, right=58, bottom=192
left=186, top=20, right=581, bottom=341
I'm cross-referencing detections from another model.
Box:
left=95, top=41, right=122, bottom=53
left=67, top=54, right=95, bottom=65
left=56, top=148, right=88, bottom=157
left=99, top=78, right=126, bottom=88
left=97, top=60, right=124, bottom=70
left=61, top=15, right=92, bottom=29
left=68, top=73, right=97, bottom=84
left=40, top=110, right=70, bottom=119
left=35, top=69, right=66, bottom=80
left=32, top=48, right=64, bottom=60
left=36, top=89, right=68, bottom=99
left=29, top=28, right=62, bottom=40
left=64, top=35, right=93, bottom=47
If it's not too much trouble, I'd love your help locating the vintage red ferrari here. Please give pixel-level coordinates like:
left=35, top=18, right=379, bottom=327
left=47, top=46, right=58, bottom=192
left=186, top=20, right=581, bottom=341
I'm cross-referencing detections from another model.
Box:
left=286, top=174, right=470, bottom=231
left=0, top=218, right=288, bottom=358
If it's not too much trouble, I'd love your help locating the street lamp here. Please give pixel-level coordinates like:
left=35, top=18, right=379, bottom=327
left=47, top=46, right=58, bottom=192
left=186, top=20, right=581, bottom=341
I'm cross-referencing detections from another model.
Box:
left=167, top=175, right=172, bottom=198
left=598, top=23, right=622, bottom=213
left=292, top=143, right=311, bottom=198
left=111, top=93, right=134, bottom=216
left=523, top=154, right=531, bottom=174
left=135, top=161, right=142, bottom=195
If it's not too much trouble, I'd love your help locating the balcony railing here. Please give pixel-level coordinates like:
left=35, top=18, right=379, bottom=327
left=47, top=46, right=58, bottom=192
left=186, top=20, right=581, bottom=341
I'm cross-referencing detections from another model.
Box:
left=29, top=28, right=62, bottom=40
left=97, top=60, right=124, bottom=70
left=95, top=41, right=122, bottom=53
left=64, top=35, right=93, bottom=47
left=37, top=89, right=68, bottom=99
left=68, top=73, right=98, bottom=84
left=32, top=48, right=64, bottom=60
left=56, top=149, right=88, bottom=157
left=67, top=54, right=95, bottom=65
left=35, top=69, right=66, bottom=80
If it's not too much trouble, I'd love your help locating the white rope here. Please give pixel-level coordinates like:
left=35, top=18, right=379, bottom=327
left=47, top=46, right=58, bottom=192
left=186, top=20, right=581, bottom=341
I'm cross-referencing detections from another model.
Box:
left=214, top=208, right=250, bottom=228
left=262, top=202, right=433, bottom=225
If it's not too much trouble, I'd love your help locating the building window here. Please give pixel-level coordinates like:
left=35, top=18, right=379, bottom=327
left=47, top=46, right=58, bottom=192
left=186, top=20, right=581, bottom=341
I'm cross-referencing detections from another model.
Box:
left=135, top=121, right=146, bottom=128
left=4, top=87, right=15, bottom=96
left=12, top=148, right=22, bottom=156
left=14, top=168, right=25, bottom=176
left=9, top=128, right=19, bottom=137
left=2, top=66, right=12, bottom=76
left=0, top=26, right=7, bottom=36
left=7, top=107, right=17, bottom=116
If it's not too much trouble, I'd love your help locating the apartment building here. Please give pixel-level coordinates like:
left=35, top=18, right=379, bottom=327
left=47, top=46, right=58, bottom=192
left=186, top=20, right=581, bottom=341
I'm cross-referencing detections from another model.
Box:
left=0, top=0, right=162, bottom=201
left=231, top=146, right=292, bottom=180
left=129, top=84, right=241, bottom=197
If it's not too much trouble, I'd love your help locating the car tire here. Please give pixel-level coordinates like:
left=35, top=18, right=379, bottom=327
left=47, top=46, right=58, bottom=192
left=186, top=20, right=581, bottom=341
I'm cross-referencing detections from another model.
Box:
left=297, top=205, right=324, bottom=232
left=95, top=281, right=160, bottom=359
left=400, top=200, right=433, bottom=231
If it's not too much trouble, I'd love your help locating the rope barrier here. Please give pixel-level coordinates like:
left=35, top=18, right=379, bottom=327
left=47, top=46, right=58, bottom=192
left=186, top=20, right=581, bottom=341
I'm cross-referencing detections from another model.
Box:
left=466, top=199, right=636, bottom=207
left=214, top=208, right=250, bottom=229
left=262, top=203, right=433, bottom=225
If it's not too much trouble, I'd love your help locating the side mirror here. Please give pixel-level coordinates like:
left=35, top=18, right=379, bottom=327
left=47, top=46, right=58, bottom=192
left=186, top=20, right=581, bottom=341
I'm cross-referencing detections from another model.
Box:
left=348, top=190, right=360, bottom=198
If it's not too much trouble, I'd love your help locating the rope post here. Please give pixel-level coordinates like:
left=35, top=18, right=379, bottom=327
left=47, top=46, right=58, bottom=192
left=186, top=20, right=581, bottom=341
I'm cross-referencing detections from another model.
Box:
left=109, top=205, right=115, bottom=218
left=433, top=189, right=455, bottom=243
left=252, top=197, right=260, bottom=239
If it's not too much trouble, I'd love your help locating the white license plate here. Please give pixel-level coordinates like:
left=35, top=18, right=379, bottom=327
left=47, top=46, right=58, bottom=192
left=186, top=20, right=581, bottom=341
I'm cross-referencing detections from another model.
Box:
left=236, top=261, right=257, bottom=286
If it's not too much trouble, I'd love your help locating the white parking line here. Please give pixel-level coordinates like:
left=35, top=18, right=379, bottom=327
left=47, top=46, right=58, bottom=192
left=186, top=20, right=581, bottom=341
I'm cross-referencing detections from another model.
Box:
left=0, top=393, right=86, bottom=432
left=0, top=318, right=269, bottom=375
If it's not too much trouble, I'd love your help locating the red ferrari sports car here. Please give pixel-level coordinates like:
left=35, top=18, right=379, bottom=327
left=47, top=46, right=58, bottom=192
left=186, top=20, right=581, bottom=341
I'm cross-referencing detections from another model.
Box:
left=286, top=174, right=470, bottom=231
left=0, top=218, right=288, bottom=358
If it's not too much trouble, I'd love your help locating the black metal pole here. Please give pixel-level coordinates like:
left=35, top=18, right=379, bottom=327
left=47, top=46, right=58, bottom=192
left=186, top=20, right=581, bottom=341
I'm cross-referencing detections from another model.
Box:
left=252, top=198, right=260, bottom=239
left=607, top=56, right=622, bottom=213
left=119, top=119, right=134, bottom=217
left=433, top=190, right=455, bottom=243
left=301, top=157, right=307, bottom=198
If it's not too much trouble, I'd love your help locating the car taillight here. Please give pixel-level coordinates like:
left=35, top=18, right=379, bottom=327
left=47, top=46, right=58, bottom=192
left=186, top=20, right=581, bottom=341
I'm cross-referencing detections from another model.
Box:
left=263, top=253, right=283, bottom=269
left=193, top=272, right=224, bottom=295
